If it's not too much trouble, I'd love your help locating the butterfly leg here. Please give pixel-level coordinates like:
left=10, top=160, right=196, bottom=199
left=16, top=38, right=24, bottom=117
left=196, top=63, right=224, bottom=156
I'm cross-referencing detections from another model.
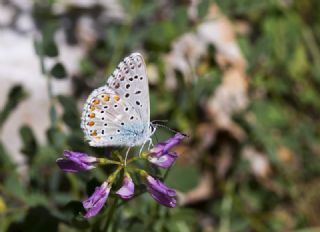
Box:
left=124, top=147, right=131, bottom=166
left=147, top=137, right=154, bottom=150
left=138, top=141, right=147, bottom=157
left=137, top=138, right=154, bottom=157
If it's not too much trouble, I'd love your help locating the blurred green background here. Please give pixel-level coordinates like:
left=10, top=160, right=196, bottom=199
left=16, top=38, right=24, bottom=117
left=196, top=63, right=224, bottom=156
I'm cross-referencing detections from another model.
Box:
left=1, top=0, right=320, bottom=231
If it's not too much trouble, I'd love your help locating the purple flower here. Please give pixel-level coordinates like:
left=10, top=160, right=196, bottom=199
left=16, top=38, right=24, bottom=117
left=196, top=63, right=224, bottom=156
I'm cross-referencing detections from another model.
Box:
left=83, top=182, right=111, bottom=218
left=148, top=152, right=177, bottom=168
left=116, top=175, right=134, bottom=200
left=56, top=150, right=97, bottom=172
left=146, top=176, right=176, bottom=208
left=150, top=133, right=185, bottom=157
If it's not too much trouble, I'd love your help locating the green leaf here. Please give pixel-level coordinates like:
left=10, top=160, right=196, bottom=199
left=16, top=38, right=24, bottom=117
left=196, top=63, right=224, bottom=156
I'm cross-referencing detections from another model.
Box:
left=0, top=142, right=14, bottom=169
left=0, top=85, right=28, bottom=130
left=50, top=62, right=67, bottom=79
left=19, top=125, right=38, bottom=163
left=57, top=95, right=81, bottom=129
left=46, top=126, right=67, bottom=148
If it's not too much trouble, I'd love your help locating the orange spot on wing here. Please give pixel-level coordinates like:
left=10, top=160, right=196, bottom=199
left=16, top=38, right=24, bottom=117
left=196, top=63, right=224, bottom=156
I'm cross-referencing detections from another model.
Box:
left=103, top=95, right=110, bottom=101
left=87, top=121, right=95, bottom=127
left=91, top=130, right=97, bottom=136
left=89, top=113, right=95, bottom=118
left=113, top=95, right=120, bottom=101
left=93, top=99, right=100, bottom=105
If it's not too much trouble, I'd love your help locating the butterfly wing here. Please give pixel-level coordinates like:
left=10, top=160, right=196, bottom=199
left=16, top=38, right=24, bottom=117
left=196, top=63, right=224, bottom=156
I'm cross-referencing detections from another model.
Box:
left=81, top=53, right=151, bottom=147
left=106, top=53, right=150, bottom=128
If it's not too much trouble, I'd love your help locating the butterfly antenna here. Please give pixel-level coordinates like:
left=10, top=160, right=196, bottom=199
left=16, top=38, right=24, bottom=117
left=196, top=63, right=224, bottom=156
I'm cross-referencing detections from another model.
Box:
left=153, top=123, right=185, bottom=135
left=151, top=120, right=169, bottom=124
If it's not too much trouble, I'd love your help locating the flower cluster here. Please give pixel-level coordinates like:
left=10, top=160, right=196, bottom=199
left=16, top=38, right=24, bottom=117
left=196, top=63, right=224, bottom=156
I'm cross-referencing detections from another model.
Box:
left=56, top=133, right=185, bottom=218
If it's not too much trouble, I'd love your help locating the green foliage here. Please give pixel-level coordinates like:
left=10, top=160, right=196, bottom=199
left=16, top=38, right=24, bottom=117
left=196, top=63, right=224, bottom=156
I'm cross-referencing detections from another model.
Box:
left=51, top=63, right=67, bottom=79
left=19, top=125, right=38, bottom=163
left=0, top=85, right=28, bottom=131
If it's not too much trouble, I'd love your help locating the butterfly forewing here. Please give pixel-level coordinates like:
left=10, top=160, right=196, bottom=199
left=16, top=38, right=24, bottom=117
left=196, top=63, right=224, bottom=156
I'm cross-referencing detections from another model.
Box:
left=107, top=53, right=150, bottom=127
left=81, top=53, right=151, bottom=147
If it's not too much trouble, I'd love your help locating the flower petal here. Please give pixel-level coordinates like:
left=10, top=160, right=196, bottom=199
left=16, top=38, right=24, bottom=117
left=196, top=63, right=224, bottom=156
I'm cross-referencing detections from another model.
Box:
left=150, top=133, right=185, bottom=157
left=56, top=158, right=95, bottom=172
left=83, top=182, right=111, bottom=218
left=162, top=133, right=185, bottom=152
left=116, top=176, right=134, bottom=200
left=64, top=150, right=97, bottom=163
left=56, top=151, right=96, bottom=172
left=146, top=176, right=176, bottom=208
left=148, top=152, right=177, bottom=168
left=149, top=190, right=176, bottom=208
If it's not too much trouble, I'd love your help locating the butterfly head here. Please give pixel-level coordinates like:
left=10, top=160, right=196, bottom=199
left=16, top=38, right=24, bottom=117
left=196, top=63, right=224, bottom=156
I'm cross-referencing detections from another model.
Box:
left=149, top=123, right=157, bottom=137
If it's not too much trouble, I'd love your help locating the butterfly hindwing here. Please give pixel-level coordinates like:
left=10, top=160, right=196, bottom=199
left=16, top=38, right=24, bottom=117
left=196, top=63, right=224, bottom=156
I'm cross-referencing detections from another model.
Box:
left=81, top=86, right=144, bottom=147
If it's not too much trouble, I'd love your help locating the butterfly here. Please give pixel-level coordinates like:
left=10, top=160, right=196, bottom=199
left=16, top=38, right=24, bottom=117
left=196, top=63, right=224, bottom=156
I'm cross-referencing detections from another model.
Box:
left=80, top=53, right=155, bottom=148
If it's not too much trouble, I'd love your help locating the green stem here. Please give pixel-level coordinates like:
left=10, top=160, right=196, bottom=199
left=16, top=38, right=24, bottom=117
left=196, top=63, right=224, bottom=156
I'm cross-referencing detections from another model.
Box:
left=163, top=163, right=174, bottom=181
left=101, top=198, right=119, bottom=232
left=126, top=156, right=143, bottom=164
left=107, top=166, right=123, bottom=183
left=132, top=168, right=148, bottom=177
left=126, top=152, right=148, bottom=165
left=145, top=202, right=160, bottom=230
left=115, top=153, right=123, bottom=162
left=96, top=158, right=121, bottom=165
left=37, top=37, right=57, bottom=127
